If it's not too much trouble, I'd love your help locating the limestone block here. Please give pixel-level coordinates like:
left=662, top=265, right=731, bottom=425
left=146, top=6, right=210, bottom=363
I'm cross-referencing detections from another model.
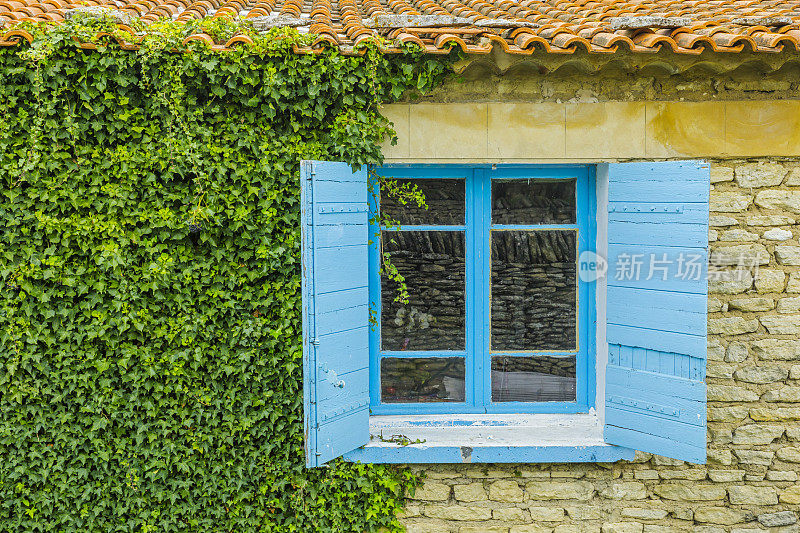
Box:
left=732, top=424, right=785, bottom=445
left=779, top=485, right=800, bottom=504
left=526, top=482, right=594, bottom=501
left=762, top=386, right=800, bottom=402
left=709, top=229, right=718, bottom=242
left=708, top=298, right=725, bottom=312
left=749, top=407, right=800, bottom=421
left=711, top=215, right=738, bottom=226
left=414, top=482, right=452, bottom=501
left=459, top=526, right=509, bottom=533
left=653, top=484, right=726, bottom=501
left=565, top=506, right=603, bottom=520
left=777, top=296, right=800, bottom=313
left=747, top=215, right=796, bottom=226
left=719, top=229, right=758, bottom=241
left=767, top=470, right=798, bottom=481
left=708, top=470, right=746, bottom=482
left=709, top=407, right=749, bottom=421
left=761, top=315, right=800, bottom=334
left=599, top=482, right=647, bottom=500
left=707, top=384, right=759, bottom=402
left=527, top=507, right=565, bottom=521
left=711, top=192, right=752, bottom=213
left=489, top=480, right=524, bottom=503
left=727, top=486, right=778, bottom=505
left=455, top=483, right=488, bottom=502
left=776, top=245, right=800, bottom=265
left=725, top=342, right=749, bottom=363
left=493, top=507, right=528, bottom=521
left=707, top=449, right=733, bottom=465
left=792, top=364, right=800, bottom=379
left=709, top=270, right=753, bottom=294
left=733, top=449, right=775, bottom=465
left=708, top=317, right=759, bottom=335
left=711, top=166, right=734, bottom=183
left=425, top=506, right=493, bottom=521
left=735, top=366, right=789, bottom=384
left=728, top=297, right=774, bottom=312
left=788, top=272, right=800, bottom=293
left=751, top=339, right=800, bottom=360
left=633, top=470, right=659, bottom=480
left=776, top=447, right=800, bottom=463
left=755, top=269, right=786, bottom=293
left=755, top=190, right=800, bottom=214
left=710, top=244, right=770, bottom=266
left=788, top=168, right=800, bottom=186
left=620, top=508, right=668, bottom=520
left=510, top=526, right=553, bottom=533
left=404, top=520, right=453, bottom=533
left=757, top=511, right=797, bottom=527
left=601, top=523, right=643, bottom=533
left=694, top=506, right=748, bottom=525
left=763, top=228, right=793, bottom=241
left=735, top=162, right=787, bottom=188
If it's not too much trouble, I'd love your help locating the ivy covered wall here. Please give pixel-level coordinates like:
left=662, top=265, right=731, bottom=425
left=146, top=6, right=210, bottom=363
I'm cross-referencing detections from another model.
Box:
left=0, top=18, right=454, bottom=532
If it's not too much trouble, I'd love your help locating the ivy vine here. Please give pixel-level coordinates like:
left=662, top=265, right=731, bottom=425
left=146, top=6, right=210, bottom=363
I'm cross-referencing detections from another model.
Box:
left=0, top=17, right=456, bottom=532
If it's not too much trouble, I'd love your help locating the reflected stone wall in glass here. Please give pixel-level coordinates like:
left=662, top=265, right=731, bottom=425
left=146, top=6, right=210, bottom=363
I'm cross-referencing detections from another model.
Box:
left=381, top=231, right=466, bottom=351
left=492, top=179, right=576, bottom=225
left=381, top=357, right=466, bottom=403
left=492, top=356, right=576, bottom=402
left=491, top=231, right=577, bottom=351
left=381, top=178, right=465, bottom=225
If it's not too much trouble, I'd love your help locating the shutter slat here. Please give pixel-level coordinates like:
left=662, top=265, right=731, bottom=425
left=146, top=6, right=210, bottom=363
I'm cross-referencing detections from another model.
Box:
left=604, top=161, right=710, bottom=464
left=301, top=160, right=370, bottom=468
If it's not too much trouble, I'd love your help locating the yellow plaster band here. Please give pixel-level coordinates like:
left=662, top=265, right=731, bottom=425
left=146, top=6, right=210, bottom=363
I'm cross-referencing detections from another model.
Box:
left=381, top=100, right=800, bottom=162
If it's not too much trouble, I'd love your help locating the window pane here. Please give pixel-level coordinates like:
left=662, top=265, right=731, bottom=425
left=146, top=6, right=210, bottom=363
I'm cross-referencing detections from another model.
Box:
left=491, top=356, right=576, bottom=402
left=381, top=357, right=466, bottom=403
left=381, top=231, right=465, bottom=350
left=380, top=178, right=465, bottom=226
left=491, top=231, right=577, bottom=351
left=492, top=179, right=576, bottom=225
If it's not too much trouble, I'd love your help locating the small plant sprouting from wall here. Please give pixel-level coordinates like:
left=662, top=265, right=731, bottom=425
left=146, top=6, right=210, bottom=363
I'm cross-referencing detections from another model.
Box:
left=0, top=16, right=455, bottom=532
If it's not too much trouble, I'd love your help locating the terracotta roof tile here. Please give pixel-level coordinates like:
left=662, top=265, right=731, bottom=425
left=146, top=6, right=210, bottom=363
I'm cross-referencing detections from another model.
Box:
left=1, top=0, right=800, bottom=54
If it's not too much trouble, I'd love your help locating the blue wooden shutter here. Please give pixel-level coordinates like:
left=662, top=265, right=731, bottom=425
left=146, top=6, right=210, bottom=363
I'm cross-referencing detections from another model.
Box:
left=300, top=160, right=370, bottom=468
left=604, top=161, right=710, bottom=464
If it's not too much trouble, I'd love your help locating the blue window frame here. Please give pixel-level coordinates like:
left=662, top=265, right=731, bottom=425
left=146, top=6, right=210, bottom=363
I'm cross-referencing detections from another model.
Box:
left=368, top=165, right=596, bottom=415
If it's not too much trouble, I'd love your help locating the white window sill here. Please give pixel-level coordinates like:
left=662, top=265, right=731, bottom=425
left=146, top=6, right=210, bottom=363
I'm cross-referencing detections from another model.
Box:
left=343, top=413, right=635, bottom=463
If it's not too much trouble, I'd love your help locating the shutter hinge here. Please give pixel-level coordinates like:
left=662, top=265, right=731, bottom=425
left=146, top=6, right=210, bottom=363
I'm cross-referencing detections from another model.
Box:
left=311, top=338, right=320, bottom=346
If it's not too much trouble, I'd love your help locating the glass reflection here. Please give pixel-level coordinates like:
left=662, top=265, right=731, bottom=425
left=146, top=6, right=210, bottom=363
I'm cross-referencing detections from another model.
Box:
left=381, top=231, right=466, bottom=351
left=381, top=357, right=466, bottom=403
left=381, top=178, right=465, bottom=225
left=491, top=231, right=577, bottom=351
left=492, top=356, right=576, bottom=402
left=492, top=179, right=576, bottom=225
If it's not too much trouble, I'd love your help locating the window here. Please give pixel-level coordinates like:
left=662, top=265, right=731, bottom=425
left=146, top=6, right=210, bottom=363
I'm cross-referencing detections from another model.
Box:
left=300, top=160, right=710, bottom=467
left=370, top=167, right=595, bottom=415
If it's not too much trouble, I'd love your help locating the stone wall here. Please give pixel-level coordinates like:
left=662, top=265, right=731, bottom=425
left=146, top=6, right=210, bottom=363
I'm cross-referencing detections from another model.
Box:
left=399, top=159, right=800, bottom=533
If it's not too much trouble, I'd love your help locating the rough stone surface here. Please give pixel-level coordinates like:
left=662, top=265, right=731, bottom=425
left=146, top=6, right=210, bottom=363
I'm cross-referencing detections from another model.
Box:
left=694, top=507, right=747, bottom=526
left=777, top=296, right=800, bottom=313
left=761, top=315, right=800, bottom=334
left=755, top=190, right=800, bottom=214
left=755, top=269, right=786, bottom=293
left=757, top=511, right=797, bottom=527
left=711, top=192, right=752, bottom=212
left=728, top=486, right=779, bottom=505
left=763, top=228, right=793, bottom=241
left=732, top=424, right=785, bottom=444
left=600, top=482, right=647, bottom=500
left=728, top=297, right=774, bottom=312
left=788, top=272, right=800, bottom=293
left=489, top=480, right=524, bottom=502
left=776, top=245, right=800, bottom=265
left=709, top=270, right=754, bottom=294
left=735, top=162, right=787, bottom=188
left=751, top=339, right=800, bottom=360
left=734, top=366, right=789, bottom=383
left=708, top=317, right=759, bottom=335
left=747, top=214, right=796, bottom=226
left=781, top=485, right=800, bottom=504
